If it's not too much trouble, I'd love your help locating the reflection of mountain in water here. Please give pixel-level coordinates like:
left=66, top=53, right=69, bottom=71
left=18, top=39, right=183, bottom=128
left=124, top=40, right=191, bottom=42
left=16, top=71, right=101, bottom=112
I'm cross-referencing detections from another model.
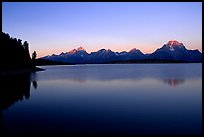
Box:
left=39, top=64, right=200, bottom=83
left=162, top=78, right=185, bottom=87
left=0, top=72, right=37, bottom=110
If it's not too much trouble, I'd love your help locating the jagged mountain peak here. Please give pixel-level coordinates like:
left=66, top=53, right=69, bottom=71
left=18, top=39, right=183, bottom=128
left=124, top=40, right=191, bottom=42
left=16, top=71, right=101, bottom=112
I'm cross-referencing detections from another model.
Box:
left=68, top=49, right=77, bottom=54
left=97, top=49, right=113, bottom=53
left=68, top=46, right=86, bottom=54
left=42, top=42, right=202, bottom=63
left=129, top=48, right=138, bottom=52
left=77, top=46, right=86, bottom=51
left=162, top=40, right=185, bottom=51
left=107, top=49, right=113, bottom=52
left=167, top=40, right=184, bottom=46
left=99, top=48, right=106, bottom=51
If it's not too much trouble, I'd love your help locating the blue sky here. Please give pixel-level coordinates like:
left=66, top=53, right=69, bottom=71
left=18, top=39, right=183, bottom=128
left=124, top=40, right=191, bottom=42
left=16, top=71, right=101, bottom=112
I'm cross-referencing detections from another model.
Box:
left=2, top=2, right=202, bottom=57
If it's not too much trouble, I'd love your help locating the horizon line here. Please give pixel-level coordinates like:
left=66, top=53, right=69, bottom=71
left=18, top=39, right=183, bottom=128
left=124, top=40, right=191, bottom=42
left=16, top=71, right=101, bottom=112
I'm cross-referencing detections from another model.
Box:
left=38, top=44, right=202, bottom=58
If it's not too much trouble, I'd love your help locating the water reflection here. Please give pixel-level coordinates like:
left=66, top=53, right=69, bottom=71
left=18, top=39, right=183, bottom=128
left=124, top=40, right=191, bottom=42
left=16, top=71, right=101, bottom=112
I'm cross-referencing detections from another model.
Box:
left=38, top=64, right=200, bottom=86
left=0, top=72, right=38, bottom=135
left=0, top=72, right=37, bottom=110
left=31, top=72, right=38, bottom=89
left=162, top=78, right=185, bottom=87
left=1, top=64, right=202, bottom=135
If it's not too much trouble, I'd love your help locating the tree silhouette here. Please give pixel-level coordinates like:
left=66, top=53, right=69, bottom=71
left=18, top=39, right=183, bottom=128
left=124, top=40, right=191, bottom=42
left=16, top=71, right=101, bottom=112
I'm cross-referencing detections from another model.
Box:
left=32, top=51, right=37, bottom=60
left=1, top=32, right=33, bottom=70
left=23, top=41, right=29, bottom=50
left=17, top=39, right=22, bottom=46
left=32, top=51, right=37, bottom=68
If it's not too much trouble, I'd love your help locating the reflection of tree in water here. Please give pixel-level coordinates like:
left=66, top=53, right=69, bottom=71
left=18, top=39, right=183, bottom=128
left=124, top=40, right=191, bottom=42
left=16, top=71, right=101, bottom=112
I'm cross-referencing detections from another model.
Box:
left=32, top=81, right=38, bottom=89
left=162, top=78, right=185, bottom=87
left=0, top=73, right=31, bottom=110
left=0, top=72, right=38, bottom=132
left=31, top=72, right=38, bottom=89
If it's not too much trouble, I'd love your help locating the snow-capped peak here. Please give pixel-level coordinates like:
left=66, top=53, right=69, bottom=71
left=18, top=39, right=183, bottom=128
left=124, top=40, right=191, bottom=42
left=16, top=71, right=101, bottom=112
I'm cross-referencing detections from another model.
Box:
left=68, top=46, right=86, bottom=54
left=68, top=49, right=77, bottom=54
left=77, top=46, right=86, bottom=51
left=167, top=40, right=183, bottom=46
left=129, top=48, right=138, bottom=53
left=166, top=40, right=184, bottom=51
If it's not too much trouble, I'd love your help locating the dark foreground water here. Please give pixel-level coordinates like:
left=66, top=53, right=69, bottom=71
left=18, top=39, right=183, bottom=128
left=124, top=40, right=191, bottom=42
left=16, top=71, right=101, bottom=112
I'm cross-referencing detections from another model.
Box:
left=0, top=64, right=202, bottom=136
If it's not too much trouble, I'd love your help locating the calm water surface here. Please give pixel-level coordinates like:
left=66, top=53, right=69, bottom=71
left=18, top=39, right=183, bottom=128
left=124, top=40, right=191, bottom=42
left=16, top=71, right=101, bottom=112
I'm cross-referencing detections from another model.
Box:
left=0, top=64, right=202, bottom=136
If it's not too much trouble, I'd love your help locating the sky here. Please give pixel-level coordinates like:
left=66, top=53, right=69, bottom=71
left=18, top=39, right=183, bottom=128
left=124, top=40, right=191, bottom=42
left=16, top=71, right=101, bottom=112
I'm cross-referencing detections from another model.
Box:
left=2, top=2, right=202, bottom=58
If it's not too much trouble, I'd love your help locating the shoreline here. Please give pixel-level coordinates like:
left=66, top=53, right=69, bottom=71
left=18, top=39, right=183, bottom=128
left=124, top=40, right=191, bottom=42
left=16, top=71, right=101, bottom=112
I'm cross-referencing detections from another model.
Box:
left=36, top=58, right=202, bottom=66
left=0, top=67, right=45, bottom=76
left=36, top=62, right=202, bottom=66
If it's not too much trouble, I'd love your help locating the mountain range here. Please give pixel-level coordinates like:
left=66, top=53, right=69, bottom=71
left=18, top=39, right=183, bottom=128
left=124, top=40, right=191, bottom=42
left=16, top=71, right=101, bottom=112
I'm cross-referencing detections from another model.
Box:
left=41, top=40, right=202, bottom=64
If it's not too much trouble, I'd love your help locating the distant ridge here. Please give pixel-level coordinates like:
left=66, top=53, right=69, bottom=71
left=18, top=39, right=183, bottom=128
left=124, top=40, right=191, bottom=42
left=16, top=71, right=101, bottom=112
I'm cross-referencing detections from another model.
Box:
left=40, top=40, right=202, bottom=64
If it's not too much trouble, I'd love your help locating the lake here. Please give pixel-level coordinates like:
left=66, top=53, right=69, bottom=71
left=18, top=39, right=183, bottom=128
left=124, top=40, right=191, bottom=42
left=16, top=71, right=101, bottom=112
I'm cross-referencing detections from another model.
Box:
left=0, top=64, right=202, bottom=136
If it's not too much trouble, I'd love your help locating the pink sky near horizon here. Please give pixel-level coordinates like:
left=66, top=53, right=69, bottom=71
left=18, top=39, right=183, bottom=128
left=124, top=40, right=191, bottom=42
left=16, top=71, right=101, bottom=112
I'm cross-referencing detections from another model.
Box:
left=33, top=40, right=202, bottom=58
left=3, top=2, right=202, bottom=58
